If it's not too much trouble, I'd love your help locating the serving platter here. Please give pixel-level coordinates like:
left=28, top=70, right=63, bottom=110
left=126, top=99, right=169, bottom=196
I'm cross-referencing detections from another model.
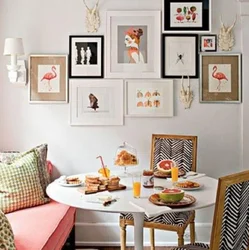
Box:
left=149, top=193, right=196, bottom=207
left=58, top=181, right=84, bottom=187
left=153, top=168, right=185, bottom=179
left=78, top=184, right=127, bottom=195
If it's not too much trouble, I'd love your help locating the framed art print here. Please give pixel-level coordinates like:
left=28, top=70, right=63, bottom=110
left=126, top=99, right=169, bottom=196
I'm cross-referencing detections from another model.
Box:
left=70, top=79, right=124, bottom=126
left=200, top=53, right=241, bottom=103
left=126, top=79, right=174, bottom=117
left=69, top=35, right=104, bottom=78
left=106, top=11, right=161, bottom=78
left=162, top=34, right=198, bottom=78
left=162, top=0, right=211, bottom=33
left=200, top=34, right=217, bottom=52
left=29, top=54, right=68, bottom=103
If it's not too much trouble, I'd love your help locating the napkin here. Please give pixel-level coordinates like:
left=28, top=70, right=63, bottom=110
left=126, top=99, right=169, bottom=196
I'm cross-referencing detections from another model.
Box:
left=81, top=191, right=118, bottom=204
left=178, top=171, right=206, bottom=181
left=129, top=198, right=172, bottom=217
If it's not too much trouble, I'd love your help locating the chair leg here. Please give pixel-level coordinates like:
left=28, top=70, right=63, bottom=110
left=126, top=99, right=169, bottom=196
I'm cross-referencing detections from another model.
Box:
left=190, top=212, right=196, bottom=244
left=120, top=224, right=126, bottom=250
left=177, top=231, right=184, bottom=246
left=149, top=228, right=155, bottom=250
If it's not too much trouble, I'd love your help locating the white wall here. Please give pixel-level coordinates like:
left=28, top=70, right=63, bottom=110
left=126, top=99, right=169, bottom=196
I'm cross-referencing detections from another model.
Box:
left=0, top=0, right=243, bottom=247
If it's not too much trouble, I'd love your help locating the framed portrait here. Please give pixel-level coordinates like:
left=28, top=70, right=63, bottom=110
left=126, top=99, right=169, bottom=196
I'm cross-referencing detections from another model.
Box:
left=162, top=0, right=211, bottom=33
left=29, top=54, right=68, bottom=103
left=125, top=79, right=174, bottom=117
left=200, top=34, right=217, bottom=52
left=200, top=53, right=242, bottom=103
left=106, top=11, right=161, bottom=78
left=70, top=79, right=124, bottom=126
left=162, top=34, right=198, bottom=78
left=69, top=35, right=104, bottom=78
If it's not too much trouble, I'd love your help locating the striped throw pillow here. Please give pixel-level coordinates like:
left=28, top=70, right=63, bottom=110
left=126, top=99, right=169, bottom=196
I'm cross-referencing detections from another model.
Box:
left=0, top=150, right=49, bottom=214
left=0, top=210, right=15, bottom=250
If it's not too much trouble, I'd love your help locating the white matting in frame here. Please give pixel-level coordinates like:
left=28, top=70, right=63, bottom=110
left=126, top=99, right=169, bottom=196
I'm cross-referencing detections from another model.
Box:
left=106, top=11, right=161, bottom=78
left=70, top=79, right=124, bottom=126
left=125, top=79, right=174, bottom=117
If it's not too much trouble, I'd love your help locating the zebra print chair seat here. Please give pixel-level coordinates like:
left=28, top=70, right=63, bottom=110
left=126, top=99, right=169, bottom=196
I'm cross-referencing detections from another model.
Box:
left=120, top=134, right=198, bottom=250
left=172, top=243, right=209, bottom=249
left=172, top=170, right=249, bottom=250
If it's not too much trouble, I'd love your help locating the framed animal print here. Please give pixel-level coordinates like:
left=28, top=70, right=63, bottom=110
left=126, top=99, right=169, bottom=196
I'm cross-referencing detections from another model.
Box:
left=29, top=54, right=68, bottom=103
left=162, top=34, right=198, bottom=78
left=70, top=79, right=124, bottom=126
left=69, top=35, right=104, bottom=78
left=200, top=34, right=217, bottom=52
left=106, top=11, right=161, bottom=78
left=162, top=0, right=211, bottom=33
left=200, top=53, right=242, bottom=103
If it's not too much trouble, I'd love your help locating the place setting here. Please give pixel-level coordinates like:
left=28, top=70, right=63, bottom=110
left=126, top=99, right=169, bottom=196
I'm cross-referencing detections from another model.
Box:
left=56, top=175, right=84, bottom=187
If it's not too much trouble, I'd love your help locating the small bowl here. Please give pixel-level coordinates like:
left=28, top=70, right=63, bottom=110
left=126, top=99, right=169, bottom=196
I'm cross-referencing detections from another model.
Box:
left=158, top=188, right=184, bottom=202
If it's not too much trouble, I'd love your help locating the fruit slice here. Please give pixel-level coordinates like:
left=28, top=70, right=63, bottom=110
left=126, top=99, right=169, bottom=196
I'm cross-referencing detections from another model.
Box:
left=157, top=159, right=175, bottom=173
left=159, top=188, right=184, bottom=202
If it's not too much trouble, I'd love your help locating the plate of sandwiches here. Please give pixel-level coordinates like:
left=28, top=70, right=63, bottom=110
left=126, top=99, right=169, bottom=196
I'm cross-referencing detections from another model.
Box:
left=174, top=180, right=203, bottom=191
left=58, top=176, right=84, bottom=187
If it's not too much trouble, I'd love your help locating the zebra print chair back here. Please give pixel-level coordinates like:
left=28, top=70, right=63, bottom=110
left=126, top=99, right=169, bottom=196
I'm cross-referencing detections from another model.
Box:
left=150, top=134, right=197, bottom=173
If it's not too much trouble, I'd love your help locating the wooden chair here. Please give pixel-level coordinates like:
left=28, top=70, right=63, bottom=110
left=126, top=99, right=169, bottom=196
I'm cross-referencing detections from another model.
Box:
left=120, top=134, right=198, bottom=250
left=172, top=170, right=249, bottom=250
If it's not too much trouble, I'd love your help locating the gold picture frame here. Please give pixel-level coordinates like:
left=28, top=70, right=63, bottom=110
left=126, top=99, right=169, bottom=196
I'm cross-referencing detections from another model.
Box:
left=29, top=54, right=68, bottom=103
left=200, top=53, right=241, bottom=103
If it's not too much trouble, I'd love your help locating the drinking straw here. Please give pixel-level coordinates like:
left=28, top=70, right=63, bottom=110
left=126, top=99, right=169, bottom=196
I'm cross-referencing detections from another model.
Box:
left=96, top=156, right=107, bottom=177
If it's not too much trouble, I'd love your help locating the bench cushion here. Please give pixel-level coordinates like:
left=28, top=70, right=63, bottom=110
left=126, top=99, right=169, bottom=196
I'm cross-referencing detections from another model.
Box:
left=6, top=200, right=76, bottom=250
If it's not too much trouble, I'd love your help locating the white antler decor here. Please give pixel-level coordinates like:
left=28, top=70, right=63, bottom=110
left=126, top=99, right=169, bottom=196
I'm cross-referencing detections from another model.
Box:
left=82, top=0, right=100, bottom=33
left=218, top=15, right=236, bottom=51
left=180, top=76, right=194, bottom=109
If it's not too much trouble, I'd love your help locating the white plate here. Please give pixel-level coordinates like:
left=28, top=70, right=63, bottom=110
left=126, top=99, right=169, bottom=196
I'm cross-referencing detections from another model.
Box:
left=58, top=181, right=84, bottom=187
left=174, top=182, right=204, bottom=191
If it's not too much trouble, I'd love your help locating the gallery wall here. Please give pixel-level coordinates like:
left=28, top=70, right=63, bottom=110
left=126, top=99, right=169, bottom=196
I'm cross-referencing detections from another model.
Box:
left=0, top=0, right=243, bottom=246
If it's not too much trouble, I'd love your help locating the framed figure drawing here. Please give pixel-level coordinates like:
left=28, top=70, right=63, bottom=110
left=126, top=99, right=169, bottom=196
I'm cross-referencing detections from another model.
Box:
left=126, top=79, right=174, bottom=117
left=70, top=79, right=124, bottom=126
left=69, top=35, right=104, bottom=78
left=162, top=34, right=198, bottom=78
left=29, top=54, right=68, bottom=103
left=162, top=0, right=211, bottom=33
left=106, top=11, right=161, bottom=78
left=200, top=53, right=241, bottom=103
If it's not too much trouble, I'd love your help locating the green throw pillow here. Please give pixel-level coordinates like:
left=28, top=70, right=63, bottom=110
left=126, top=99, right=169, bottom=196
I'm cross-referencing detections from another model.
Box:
left=0, top=210, right=15, bottom=250
left=0, top=150, right=49, bottom=214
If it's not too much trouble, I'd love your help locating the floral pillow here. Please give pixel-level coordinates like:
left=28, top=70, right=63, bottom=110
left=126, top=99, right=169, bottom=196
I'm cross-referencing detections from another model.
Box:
left=0, top=210, right=15, bottom=250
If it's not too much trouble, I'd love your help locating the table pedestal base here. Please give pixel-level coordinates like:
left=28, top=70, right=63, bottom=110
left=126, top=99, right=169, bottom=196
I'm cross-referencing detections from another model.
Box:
left=132, top=212, right=144, bottom=250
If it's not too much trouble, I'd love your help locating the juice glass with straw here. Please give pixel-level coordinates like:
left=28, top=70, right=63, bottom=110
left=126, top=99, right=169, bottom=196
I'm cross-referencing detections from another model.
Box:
left=97, top=156, right=110, bottom=178
left=171, top=161, right=179, bottom=183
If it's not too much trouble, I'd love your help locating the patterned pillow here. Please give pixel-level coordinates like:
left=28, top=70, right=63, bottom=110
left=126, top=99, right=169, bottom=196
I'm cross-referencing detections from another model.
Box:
left=0, top=150, right=49, bottom=214
left=0, top=152, right=20, bottom=164
left=0, top=210, right=15, bottom=250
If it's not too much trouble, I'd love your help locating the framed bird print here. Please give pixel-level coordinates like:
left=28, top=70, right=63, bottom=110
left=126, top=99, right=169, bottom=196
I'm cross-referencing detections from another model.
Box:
left=200, top=53, right=242, bottom=103
left=162, top=34, right=198, bottom=78
left=69, top=35, right=104, bottom=78
left=29, top=54, right=68, bottom=103
left=70, top=79, right=124, bottom=126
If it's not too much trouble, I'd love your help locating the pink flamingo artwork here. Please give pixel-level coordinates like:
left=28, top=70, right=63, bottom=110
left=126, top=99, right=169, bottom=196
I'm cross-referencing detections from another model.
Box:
left=212, top=65, right=228, bottom=91
left=41, top=66, right=57, bottom=91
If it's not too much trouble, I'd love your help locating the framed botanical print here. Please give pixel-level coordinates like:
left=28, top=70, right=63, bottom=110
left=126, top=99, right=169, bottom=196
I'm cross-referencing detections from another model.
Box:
left=200, top=53, right=242, bottom=103
left=106, top=11, right=161, bottom=78
left=162, top=34, right=198, bottom=78
left=200, top=34, right=217, bottom=52
left=162, top=0, right=211, bottom=33
left=69, top=35, right=104, bottom=78
left=70, top=79, right=124, bottom=126
left=125, top=79, right=174, bottom=117
left=29, top=54, right=68, bottom=103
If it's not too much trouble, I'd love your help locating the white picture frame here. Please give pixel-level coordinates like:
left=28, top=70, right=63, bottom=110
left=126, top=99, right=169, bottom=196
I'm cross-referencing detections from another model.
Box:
left=70, top=79, right=124, bottom=126
left=106, top=11, right=161, bottom=79
left=125, top=79, right=174, bottom=117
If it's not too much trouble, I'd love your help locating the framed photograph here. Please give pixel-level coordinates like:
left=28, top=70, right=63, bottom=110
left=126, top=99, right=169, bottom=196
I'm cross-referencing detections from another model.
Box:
left=162, top=0, right=211, bottom=33
left=162, top=34, right=198, bottom=78
left=200, top=53, right=241, bottom=103
left=70, top=79, right=124, bottom=126
left=125, top=79, right=174, bottom=117
left=106, top=11, right=161, bottom=78
left=200, top=34, right=217, bottom=52
left=29, top=54, right=68, bottom=103
left=69, top=35, right=104, bottom=78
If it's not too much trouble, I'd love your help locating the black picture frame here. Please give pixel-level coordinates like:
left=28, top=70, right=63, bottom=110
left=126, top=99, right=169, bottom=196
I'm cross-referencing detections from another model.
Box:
left=69, top=35, right=104, bottom=78
left=162, top=0, right=211, bottom=33
left=162, top=34, right=199, bottom=78
left=200, top=34, right=217, bottom=52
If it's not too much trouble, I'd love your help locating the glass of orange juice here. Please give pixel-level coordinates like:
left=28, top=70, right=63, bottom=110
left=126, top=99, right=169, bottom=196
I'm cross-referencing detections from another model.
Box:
left=132, top=173, right=141, bottom=198
left=98, top=166, right=111, bottom=178
left=171, top=164, right=179, bottom=183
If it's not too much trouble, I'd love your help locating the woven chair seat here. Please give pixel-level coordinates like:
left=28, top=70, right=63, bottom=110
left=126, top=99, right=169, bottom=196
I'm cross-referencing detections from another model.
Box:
left=172, top=243, right=210, bottom=249
left=120, top=210, right=194, bottom=227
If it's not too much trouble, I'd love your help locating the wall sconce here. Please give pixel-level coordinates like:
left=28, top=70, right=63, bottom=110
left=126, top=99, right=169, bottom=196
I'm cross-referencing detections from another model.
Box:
left=3, top=38, right=27, bottom=84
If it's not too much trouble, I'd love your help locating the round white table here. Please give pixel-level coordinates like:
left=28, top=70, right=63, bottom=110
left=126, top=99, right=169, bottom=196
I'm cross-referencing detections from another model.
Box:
left=46, top=173, right=218, bottom=250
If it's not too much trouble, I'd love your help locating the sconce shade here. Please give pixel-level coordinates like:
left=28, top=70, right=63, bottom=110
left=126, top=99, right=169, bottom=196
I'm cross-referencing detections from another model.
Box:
left=3, top=38, right=24, bottom=56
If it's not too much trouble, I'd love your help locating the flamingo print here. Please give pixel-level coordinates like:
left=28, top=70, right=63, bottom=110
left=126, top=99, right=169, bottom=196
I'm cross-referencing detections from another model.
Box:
left=41, top=66, right=57, bottom=91
left=212, top=65, right=228, bottom=91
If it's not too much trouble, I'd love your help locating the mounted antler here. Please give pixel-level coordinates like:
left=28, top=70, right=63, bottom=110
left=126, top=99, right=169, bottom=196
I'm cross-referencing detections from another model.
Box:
left=228, top=15, right=237, bottom=33
left=220, top=15, right=225, bottom=29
